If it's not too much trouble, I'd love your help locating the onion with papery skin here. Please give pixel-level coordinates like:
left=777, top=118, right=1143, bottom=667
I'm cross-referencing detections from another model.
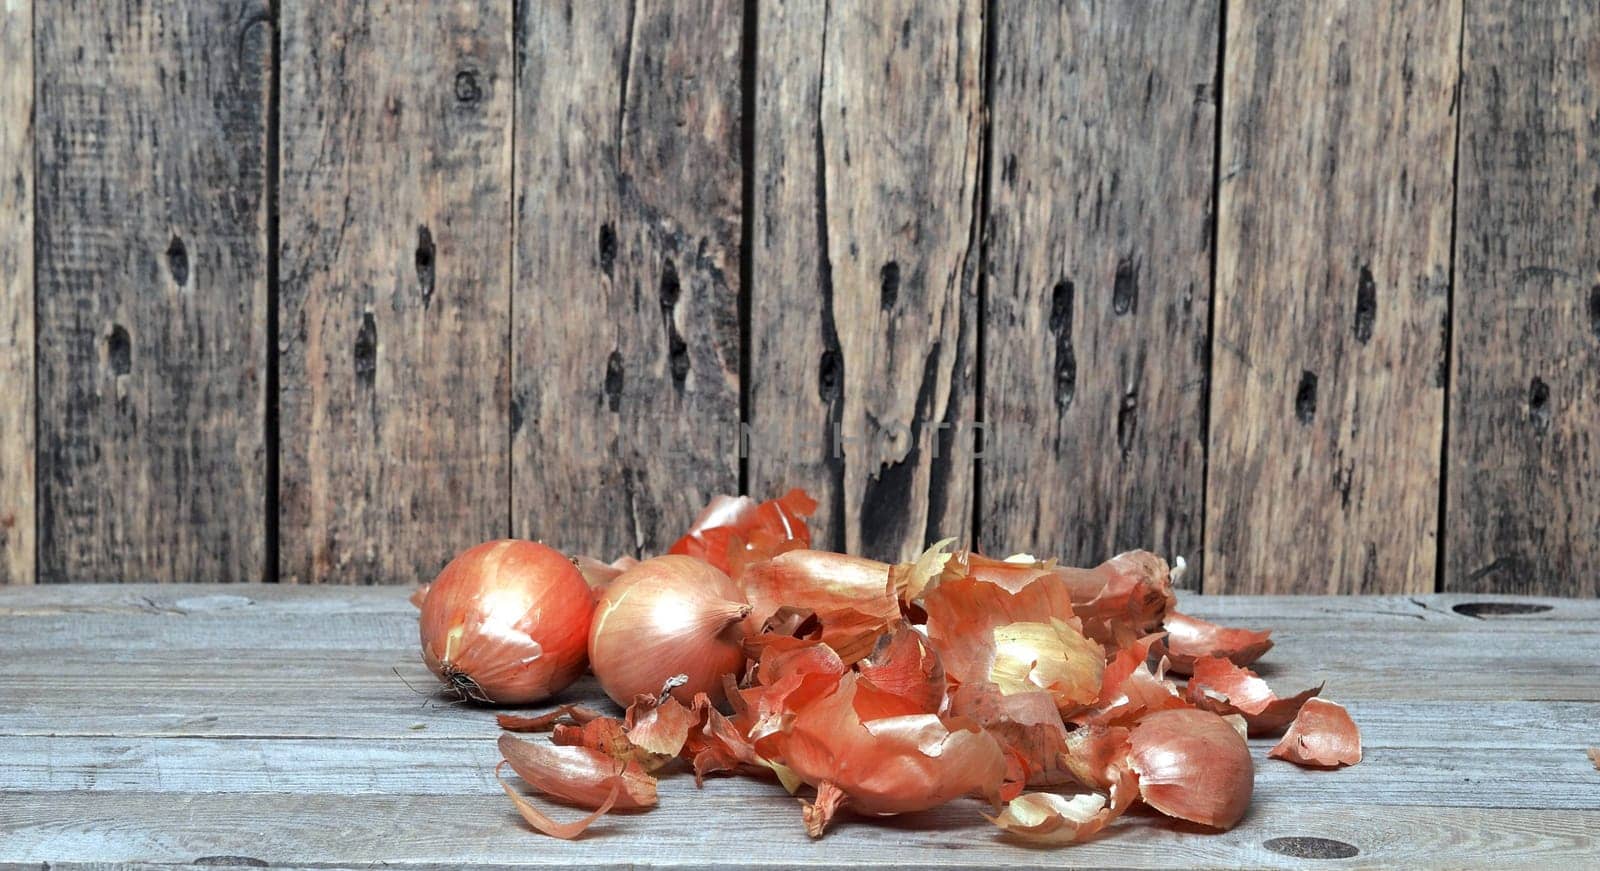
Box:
left=1127, top=708, right=1254, bottom=829
left=419, top=540, right=594, bottom=704
left=589, top=555, right=755, bottom=707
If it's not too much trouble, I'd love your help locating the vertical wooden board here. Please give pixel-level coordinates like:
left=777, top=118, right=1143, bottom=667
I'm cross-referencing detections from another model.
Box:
left=1446, top=3, right=1600, bottom=597
left=1206, top=0, right=1459, bottom=594
left=981, top=1, right=1217, bottom=571
left=0, top=0, right=32, bottom=584
left=750, top=0, right=982, bottom=562
left=34, top=0, right=270, bottom=582
left=279, top=0, right=512, bottom=583
left=512, top=1, right=741, bottom=558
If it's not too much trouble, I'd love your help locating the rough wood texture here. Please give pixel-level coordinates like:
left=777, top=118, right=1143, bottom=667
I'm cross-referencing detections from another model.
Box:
left=512, top=0, right=742, bottom=559
left=981, top=1, right=1217, bottom=569
left=4, top=584, right=1599, bottom=868
left=33, top=0, right=270, bottom=582
left=1446, top=2, right=1600, bottom=597
left=0, top=0, right=32, bottom=584
left=750, top=0, right=982, bottom=561
left=279, top=0, right=513, bottom=583
left=1207, top=0, right=1460, bottom=594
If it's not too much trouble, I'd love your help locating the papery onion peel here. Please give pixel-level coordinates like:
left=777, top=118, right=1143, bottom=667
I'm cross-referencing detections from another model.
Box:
left=1155, top=611, right=1274, bottom=676
left=1127, top=708, right=1254, bottom=829
left=1185, top=656, right=1323, bottom=735
left=1269, top=698, right=1362, bottom=768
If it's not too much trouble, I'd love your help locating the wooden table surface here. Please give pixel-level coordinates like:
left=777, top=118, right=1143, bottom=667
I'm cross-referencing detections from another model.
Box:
left=2, top=585, right=1597, bottom=869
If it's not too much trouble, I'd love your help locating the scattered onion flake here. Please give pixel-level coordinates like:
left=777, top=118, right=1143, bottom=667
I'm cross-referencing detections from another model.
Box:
left=1588, top=747, right=1600, bottom=771
left=1269, top=698, right=1363, bottom=768
left=1155, top=611, right=1274, bottom=676
left=497, top=733, right=658, bottom=811
left=1185, top=656, right=1323, bottom=735
left=413, top=489, right=1366, bottom=844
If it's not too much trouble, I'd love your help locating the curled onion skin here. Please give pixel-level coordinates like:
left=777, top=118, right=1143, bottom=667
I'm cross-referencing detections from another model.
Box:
left=1155, top=611, right=1273, bottom=675
left=1127, top=708, right=1254, bottom=829
left=1269, top=698, right=1362, bottom=767
left=1185, top=655, right=1323, bottom=735
left=419, top=540, right=594, bottom=704
left=589, top=555, right=756, bottom=707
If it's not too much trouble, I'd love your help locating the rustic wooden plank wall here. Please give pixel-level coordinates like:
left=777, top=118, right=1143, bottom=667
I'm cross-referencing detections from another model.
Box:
left=277, top=0, right=513, bottom=584
left=0, top=0, right=1594, bottom=595
left=981, top=0, right=1217, bottom=571
left=513, top=1, right=743, bottom=561
left=1447, top=2, right=1600, bottom=598
left=750, top=0, right=981, bottom=563
left=0, top=0, right=32, bottom=584
left=33, top=0, right=270, bottom=582
left=1207, top=0, right=1460, bottom=594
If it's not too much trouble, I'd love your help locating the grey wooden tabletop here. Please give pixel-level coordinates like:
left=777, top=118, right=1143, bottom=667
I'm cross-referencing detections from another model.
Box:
left=2, top=584, right=1597, bottom=869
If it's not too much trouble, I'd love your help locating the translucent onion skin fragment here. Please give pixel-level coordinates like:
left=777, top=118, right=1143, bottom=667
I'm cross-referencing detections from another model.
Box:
left=1127, top=708, right=1254, bottom=830
left=739, top=550, right=900, bottom=631
left=1185, top=655, right=1323, bottom=735
left=775, top=673, right=1008, bottom=836
left=1156, top=611, right=1273, bottom=676
left=497, top=733, right=658, bottom=810
left=986, top=767, right=1138, bottom=845
left=496, top=761, right=620, bottom=839
left=1269, top=698, right=1362, bottom=768
left=670, top=489, right=817, bottom=575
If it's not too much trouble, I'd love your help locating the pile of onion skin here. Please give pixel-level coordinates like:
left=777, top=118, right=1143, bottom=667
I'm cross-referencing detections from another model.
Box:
left=412, top=489, right=1362, bottom=844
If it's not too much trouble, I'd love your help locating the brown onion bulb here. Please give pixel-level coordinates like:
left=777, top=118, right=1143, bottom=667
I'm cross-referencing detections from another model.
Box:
left=420, top=540, right=594, bottom=704
left=589, top=555, right=754, bottom=706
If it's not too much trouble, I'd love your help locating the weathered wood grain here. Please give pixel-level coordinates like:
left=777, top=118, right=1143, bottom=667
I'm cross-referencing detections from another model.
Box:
left=278, top=0, right=513, bottom=583
left=0, top=0, right=32, bottom=584
left=1206, top=0, right=1461, bottom=594
left=981, top=1, right=1217, bottom=569
left=5, top=794, right=1594, bottom=870
left=511, top=1, right=742, bottom=559
left=749, top=0, right=982, bottom=561
left=33, top=0, right=271, bottom=582
left=3, top=583, right=1599, bottom=867
left=12, top=733, right=1600, bottom=811
left=1446, top=2, right=1600, bottom=597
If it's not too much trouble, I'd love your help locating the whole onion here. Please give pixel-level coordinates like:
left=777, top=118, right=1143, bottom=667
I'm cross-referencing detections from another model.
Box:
left=588, top=555, right=755, bottom=706
left=419, top=540, right=594, bottom=704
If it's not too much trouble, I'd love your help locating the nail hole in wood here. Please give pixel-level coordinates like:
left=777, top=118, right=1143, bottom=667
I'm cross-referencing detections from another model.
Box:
left=1452, top=601, right=1553, bottom=618
left=1353, top=265, right=1376, bottom=344
left=453, top=69, right=482, bottom=104
left=354, top=313, right=377, bottom=386
left=1295, top=370, right=1318, bottom=424
left=598, top=222, right=617, bottom=278
left=1263, top=837, right=1359, bottom=860
left=107, top=324, right=132, bottom=376
left=817, top=349, right=841, bottom=402
left=1112, top=254, right=1138, bottom=316
left=415, top=225, right=435, bottom=308
left=1049, top=279, right=1075, bottom=411
left=1528, top=377, right=1550, bottom=431
left=166, top=234, right=189, bottom=287
left=880, top=261, right=900, bottom=311
left=604, top=350, right=624, bottom=413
